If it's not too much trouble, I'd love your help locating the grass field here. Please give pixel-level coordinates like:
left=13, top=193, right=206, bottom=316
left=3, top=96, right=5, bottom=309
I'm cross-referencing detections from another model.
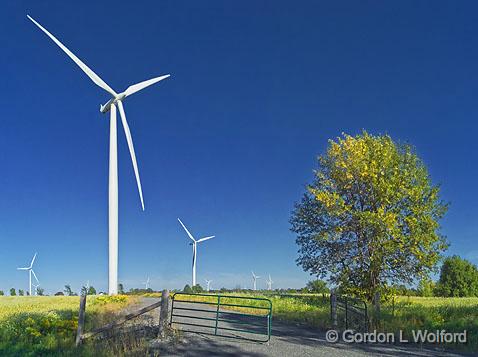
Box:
left=1, top=293, right=477, bottom=355
left=380, top=296, right=478, bottom=351
left=0, top=295, right=136, bottom=356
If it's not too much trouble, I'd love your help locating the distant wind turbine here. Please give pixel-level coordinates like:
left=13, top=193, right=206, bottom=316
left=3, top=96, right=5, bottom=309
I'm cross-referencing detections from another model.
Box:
left=267, top=274, right=273, bottom=291
left=32, top=280, right=40, bottom=296
left=143, top=277, right=150, bottom=290
left=205, top=279, right=212, bottom=292
left=252, top=271, right=260, bottom=291
left=28, top=15, right=170, bottom=295
left=17, top=253, right=39, bottom=296
left=178, top=218, right=215, bottom=287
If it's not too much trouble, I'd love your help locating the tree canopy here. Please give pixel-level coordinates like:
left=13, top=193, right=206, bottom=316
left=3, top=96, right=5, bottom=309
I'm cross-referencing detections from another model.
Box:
left=290, top=131, right=448, bottom=301
left=306, top=279, right=329, bottom=293
left=435, top=256, right=478, bottom=297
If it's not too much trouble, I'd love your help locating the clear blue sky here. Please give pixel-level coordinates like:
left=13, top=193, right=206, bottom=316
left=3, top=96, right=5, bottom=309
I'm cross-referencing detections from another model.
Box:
left=0, top=1, right=477, bottom=294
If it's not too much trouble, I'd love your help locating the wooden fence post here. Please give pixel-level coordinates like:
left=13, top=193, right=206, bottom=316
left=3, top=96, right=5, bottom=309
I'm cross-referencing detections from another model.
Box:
left=330, top=289, right=337, bottom=329
left=75, top=295, right=87, bottom=346
left=158, top=289, right=170, bottom=338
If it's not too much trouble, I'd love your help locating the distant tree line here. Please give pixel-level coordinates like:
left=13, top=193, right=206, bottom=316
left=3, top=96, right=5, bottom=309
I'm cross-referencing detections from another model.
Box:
left=336, top=255, right=478, bottom=298
left=3, top=254, right=475, bottom=298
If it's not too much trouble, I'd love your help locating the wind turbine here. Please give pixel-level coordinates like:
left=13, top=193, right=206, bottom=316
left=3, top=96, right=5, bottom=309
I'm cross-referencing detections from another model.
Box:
left=177, top=218, right=215, bottom=287
left=32, top=280, right=40, bottom=296
left=205, top=279, right=212, bottom=292
left=28, top=16, right=170, bottom=295
left=267, top=274, right=273, bottom=291
left=251, top=271, right=260, bottom=291
left=17, top=253, right=39, bottom=296
left=143, top=277, right=150, bottom=290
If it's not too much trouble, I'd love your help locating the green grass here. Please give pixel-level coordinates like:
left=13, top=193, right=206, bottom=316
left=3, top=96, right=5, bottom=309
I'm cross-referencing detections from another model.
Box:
left=0, top=295, right=136, bottom=356
left=380, top=296, right=478, bottom=352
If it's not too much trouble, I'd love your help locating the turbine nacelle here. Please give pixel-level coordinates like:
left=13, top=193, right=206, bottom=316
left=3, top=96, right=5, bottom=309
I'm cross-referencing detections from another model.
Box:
left=100, top=93, right=127, bottom=113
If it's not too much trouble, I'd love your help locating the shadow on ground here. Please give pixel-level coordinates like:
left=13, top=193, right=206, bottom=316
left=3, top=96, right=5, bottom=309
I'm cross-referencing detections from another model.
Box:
left=151, top=333, right=268, bottom=357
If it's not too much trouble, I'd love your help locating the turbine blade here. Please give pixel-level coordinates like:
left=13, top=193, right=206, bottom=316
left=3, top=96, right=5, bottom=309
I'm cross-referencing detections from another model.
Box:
left=178, top=218, right=195, bottom=241
left=124, top=74, right=170, bottom=98
left=17, top=267, right=28, bottom=270
left=30, top=253, right=37, bottom=268
left=31, top=270, right=39, bottom=284
left=197, top=235, right=215, bottom=243
left=117, top=101, right=144, bottom=210
left=27, top=15, right=117, bottom=97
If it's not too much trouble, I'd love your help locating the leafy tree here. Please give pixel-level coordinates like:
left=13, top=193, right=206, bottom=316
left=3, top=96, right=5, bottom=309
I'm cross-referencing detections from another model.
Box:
left=36, top=287, right=45, bottom=296
left=417, top=278, right=435, bottom=297
left=54, top=291, right=64, bottom=296
left=88, top=286, right=97, bottom=295
left=0, top=290, right=4, bottom=296
left=183, top=284, right=193, bottom=293
left=10, top=288, right=16, bottom=296
left=192, top=284, right=204, bottom=293
left=291, top=132, right=448, bottom=302
left=64, top=285, right=73, bottom=296
left=81, top=286, right=88, bottom=296
left=435, top=256, right=478, bottom=297
left=118, top=283, right=125, bottom=294
left=306, top=279, right=329, bottom=293
left=18, top=289, right=24, bottom=296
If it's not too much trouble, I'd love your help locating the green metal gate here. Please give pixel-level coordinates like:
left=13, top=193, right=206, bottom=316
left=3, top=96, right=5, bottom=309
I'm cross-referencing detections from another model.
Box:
left=336, top=295, right=368, bottom=331
left=170, top=292, right=272, bottom=342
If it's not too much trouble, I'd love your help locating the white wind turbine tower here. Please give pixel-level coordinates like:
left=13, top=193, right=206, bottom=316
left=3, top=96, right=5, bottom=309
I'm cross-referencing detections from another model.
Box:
left=267, top=274, right=273, bottom=291
left=28, top=16, right=170, bottom=295
left=205, top=279, right=212, bottom=292
left=143, top=277, right=150, bottom=290
left=251, top=271, right=261, bottom=291
left=32, top=280, right=40, bottom=296
left=178, top=218, right=215, bottom=287
left=17, top=253, right=39, bottom=296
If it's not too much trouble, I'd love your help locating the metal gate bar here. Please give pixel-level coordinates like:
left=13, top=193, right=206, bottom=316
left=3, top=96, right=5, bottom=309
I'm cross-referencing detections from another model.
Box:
left=336, top=295, right=368, bottom=331
left=170, top=292, right=272, bottom=342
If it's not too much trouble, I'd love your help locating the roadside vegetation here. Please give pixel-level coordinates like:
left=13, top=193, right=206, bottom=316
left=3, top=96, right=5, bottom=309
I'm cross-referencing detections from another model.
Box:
left=0, top=295, right=136, bottom=356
